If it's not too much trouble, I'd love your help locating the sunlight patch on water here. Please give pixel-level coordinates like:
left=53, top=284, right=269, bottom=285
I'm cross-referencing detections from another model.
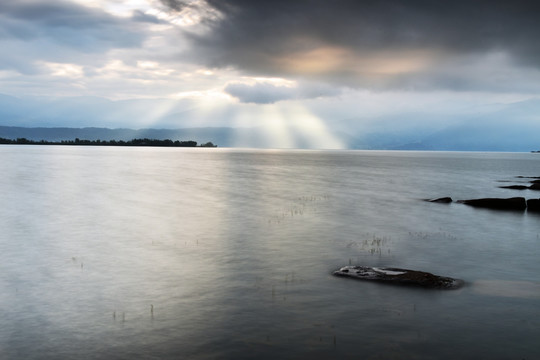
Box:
left=472, top=280, right=540, bottom=299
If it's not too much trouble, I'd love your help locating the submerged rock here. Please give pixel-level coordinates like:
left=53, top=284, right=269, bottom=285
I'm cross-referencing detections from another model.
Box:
left=457, top=197, right=526, bottom=210
left=425, top=197, right=453, bottom=203
left=333, top=266, right=464, bottom=289
left=527, top=199, right=540, bottom=212
left=499, top=185, right=529, bottom=190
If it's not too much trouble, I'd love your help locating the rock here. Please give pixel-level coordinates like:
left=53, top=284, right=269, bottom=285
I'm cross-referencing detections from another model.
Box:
left=457, top=197, right=526, bottom=210
left=499, top=185, right=529, bottom=190
left=333, top=266, right=464, bottom=289
left=527, top=199, right=540, bottom=212
left=425, top=197, right=453, bottom=203
left=529, top=183, right=540, bottom=190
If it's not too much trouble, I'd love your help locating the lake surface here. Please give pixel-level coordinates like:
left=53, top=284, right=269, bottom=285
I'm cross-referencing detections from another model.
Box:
left=1, top=146, right=539, bottom=359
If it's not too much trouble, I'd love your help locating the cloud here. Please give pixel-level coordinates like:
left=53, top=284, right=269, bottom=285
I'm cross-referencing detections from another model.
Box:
left=162, top=0, right=540, bottom=92
left=0, top=0, right=149, bottom=74
left=131, top=10, right=165, bottom=24
left=159, top=0, right=192, bottom=12
left=224, top=79, right=340, bottom=104
left=224, top=82, right=295, bottom=104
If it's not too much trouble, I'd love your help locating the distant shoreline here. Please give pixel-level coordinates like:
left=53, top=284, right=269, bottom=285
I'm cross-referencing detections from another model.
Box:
left=0, top=137, right=217, bottom=148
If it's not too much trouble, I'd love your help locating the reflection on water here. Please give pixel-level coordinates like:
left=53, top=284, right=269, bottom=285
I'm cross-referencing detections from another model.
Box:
left=473, top=280, right=540, bottom=298
left=0, top=146, right=539, bottom=359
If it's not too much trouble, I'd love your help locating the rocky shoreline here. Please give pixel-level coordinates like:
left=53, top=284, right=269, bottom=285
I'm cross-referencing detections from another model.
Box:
left=426, top=175, right=540, bottom=212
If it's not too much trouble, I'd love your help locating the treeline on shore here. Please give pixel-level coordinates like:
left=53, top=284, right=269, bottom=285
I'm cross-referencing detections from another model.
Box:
left=0, top=137, right=217, bottom=147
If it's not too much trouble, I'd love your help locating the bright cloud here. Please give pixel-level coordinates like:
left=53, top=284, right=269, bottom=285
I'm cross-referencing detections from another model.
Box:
left=41, top=62, right=85, bottom=78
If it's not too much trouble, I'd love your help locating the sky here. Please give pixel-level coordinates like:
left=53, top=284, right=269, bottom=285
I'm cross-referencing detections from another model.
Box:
left=1, top=0, right=540, bottom=149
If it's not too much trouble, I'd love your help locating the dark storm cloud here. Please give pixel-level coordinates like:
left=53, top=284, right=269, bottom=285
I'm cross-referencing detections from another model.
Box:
left=164, top=0, right=540, bottom=89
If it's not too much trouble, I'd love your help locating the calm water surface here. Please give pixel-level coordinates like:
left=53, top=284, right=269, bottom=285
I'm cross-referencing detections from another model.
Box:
left=1, top=146, right=539, bottom=359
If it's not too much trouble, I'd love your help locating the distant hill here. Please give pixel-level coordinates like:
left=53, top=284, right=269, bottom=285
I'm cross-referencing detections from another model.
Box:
left=389, top=99, right=540, bottom=152
left=345, top=98, right=540, bottom=151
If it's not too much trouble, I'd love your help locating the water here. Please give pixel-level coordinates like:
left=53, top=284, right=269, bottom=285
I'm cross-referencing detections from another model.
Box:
left=1, top=146, right=539, bottom=359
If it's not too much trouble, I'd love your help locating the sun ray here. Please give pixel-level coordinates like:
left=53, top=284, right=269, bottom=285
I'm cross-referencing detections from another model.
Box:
left=223, top=103, right=345, bottom=149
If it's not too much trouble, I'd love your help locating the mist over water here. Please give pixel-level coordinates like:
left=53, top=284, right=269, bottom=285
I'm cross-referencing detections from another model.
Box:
left=1, top=146, right=539, bottom=359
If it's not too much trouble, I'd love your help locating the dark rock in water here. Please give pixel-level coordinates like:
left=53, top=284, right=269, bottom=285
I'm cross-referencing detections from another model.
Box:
left=529, top=183, right=540, bottom=190
left=333, top=266, right=463, bottom=289
left=527, top=199, right=540, bottom=212
left=499, top=185, right=529, bottom=190
left=457, top=197, right=526, bottom=210
left=425, top=197, right=453, bottom=203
